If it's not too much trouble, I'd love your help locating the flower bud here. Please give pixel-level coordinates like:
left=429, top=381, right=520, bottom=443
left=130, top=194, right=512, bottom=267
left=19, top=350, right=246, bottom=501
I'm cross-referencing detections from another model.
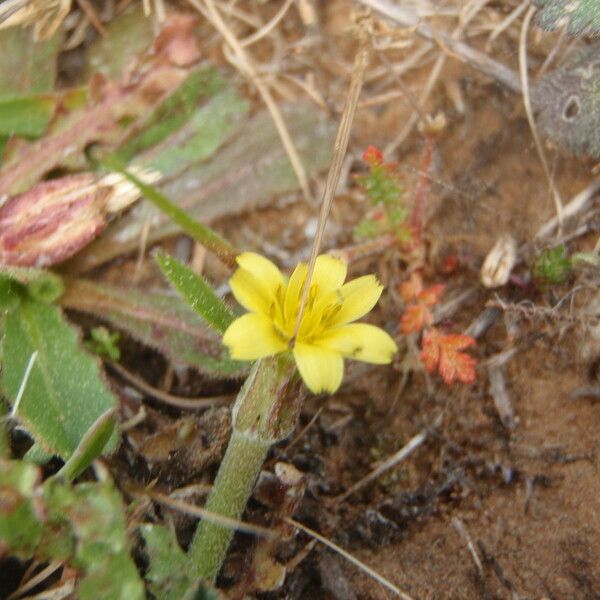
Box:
left=0, top=168, right=160, bottom=267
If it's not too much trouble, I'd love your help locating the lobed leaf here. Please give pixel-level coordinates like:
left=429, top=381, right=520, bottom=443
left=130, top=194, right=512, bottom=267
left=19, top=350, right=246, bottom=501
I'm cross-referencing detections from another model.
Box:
left=420, top=328, right=477, bottom=385
left=0, top=461, right=145, bottom=600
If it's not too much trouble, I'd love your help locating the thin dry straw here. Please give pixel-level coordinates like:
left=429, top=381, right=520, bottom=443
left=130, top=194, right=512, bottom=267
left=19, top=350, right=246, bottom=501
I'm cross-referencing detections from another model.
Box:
left=291, top=22, right=371, bottom=343
left=286, top=517, right=415, bottom=599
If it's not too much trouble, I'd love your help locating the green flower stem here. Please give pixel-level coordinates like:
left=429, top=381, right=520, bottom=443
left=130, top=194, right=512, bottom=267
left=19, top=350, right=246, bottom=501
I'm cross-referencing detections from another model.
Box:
left=187, top=354, right=301, bottom=582
left=187, top=428, right=271, bottom=581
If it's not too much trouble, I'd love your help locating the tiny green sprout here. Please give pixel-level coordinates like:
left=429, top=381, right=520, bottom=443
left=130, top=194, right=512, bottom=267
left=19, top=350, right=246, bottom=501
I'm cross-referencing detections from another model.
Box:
left=353, top=217, right=380, bottom=240
left=533, top=245, right=572, bottom=284
left=86, top=327, right=121, bottom=361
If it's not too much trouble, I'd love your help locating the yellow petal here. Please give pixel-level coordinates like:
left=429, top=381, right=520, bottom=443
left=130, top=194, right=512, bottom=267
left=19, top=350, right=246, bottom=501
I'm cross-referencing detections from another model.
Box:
left=236, top=252, right=285, bottom=290
left=230, top=253, right=285, bottom=316
left=330, top=275, right=383, bottom=325
left=311, top=255, right=347, bottom=293
left=293, top=342, right=343, bottom=393
left=223, top=313, right=287, bottom=360
left=284, top=262, right=307, bottom=324
left=319, top=323, right=397, bottom=364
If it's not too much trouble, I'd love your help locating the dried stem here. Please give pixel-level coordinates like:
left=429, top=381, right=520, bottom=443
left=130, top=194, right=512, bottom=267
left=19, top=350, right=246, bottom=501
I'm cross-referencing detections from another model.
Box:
left=518, top=4, right=564, bottom=232
left=188, top=0, right=312, bottom=203
left=292, top=23, right=370, bottom=343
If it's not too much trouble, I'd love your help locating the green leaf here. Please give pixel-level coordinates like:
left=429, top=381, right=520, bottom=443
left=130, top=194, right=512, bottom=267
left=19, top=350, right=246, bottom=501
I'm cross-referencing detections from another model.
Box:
left=99, top=157, right=238, bottom=268
left=61, top=279, right=246, bottom=377
left=533, top=46, right=600, bottom=156
left=57, top=408, right=117, bottom=482
left=117, top=67, right=241, bottom=167
left=140, top=88, right=247, bottom=177
left=0, top=464, right=144, bottom=600
left=0, top=278, right=23, bottom=313
left=1, top=300, right=118, bottom=459
left=534, top=0, right=600, bottom=35
left=84, top=4, right=155, bottom=81
left=0, top=460, right=43, bottom=555
left=0, top=28, right=59, bottom=97
left=156, top=251, right=234, bottom=335
left=0, top=95, right=56, bottom=137
left=85, top=327, right=121, bottom=361
left=0, top=265, right=64, bottom=303
left=72, top=101, right=336, bottom=272
left=141, top=523, right=202, bottom=600
left=532, top=245, right=572, bottom=284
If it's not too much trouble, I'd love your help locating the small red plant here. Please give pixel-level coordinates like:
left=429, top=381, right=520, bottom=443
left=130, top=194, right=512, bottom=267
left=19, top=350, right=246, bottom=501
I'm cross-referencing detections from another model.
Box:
left=399, top=272, right=477, bottom=385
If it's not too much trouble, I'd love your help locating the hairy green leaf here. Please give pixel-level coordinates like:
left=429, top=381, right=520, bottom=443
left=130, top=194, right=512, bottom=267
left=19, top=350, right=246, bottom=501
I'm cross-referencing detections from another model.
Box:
left=156, top=251, right=234, bottom=334
left=534, top=1, right=600, bottom=36
left=0, top=265, right=64, bottom=303
left=117, top=67, right=244, bottom=168
left=61, top=279, right=245, bottom=377
left=1, top=300, right=118, bottom=459
left=0, top=460, right=43, bottom=554
left=72, top=101, right=336, bottom=272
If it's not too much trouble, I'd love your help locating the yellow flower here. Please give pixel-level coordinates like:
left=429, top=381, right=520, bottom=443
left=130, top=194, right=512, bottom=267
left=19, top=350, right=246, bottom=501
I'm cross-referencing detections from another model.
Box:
left=223, top=252, right=397, bottom=394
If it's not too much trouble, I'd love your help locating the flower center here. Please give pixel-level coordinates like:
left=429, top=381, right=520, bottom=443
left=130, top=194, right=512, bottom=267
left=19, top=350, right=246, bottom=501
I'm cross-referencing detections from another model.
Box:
left=271, top=280, right=342, bottom=346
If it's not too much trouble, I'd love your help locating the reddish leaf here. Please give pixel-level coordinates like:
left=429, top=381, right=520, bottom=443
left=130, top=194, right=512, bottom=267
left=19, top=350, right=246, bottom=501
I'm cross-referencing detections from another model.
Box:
left=420, top=327, right=441, bottom=374
left=362, top=145, right=383, bottom=166
left=417, top=283, right=445, bottom=306
left=420, top=328, right=477, bottom=385
left=398, top=272, right=423, bottom=303
left=400, top=303, right=432, bottom=334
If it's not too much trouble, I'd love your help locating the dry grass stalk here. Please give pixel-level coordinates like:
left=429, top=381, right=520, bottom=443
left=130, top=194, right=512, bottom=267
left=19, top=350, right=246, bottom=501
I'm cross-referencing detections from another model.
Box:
left=518, top=5, right=564, bottom=232
left=187, top=0, right=312, bottom=204
left=292, top=18, right=371, bottom=342
left=285, top=517, right=415, bottom=599
left=107, top=361, right=233, bottom=410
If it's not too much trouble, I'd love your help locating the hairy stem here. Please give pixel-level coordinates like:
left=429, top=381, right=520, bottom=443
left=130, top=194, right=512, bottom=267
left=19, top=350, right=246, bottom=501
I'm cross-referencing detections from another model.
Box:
left=187, top=428, right=271, bottom=582
left=187, top=354, right=300, bottom=582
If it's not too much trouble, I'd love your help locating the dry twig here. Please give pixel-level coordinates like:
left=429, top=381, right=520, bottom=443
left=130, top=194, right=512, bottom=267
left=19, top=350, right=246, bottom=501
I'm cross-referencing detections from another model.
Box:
left=285, top=518, right=414, bottom=599
left=107, top=361, right=233, bottom=410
